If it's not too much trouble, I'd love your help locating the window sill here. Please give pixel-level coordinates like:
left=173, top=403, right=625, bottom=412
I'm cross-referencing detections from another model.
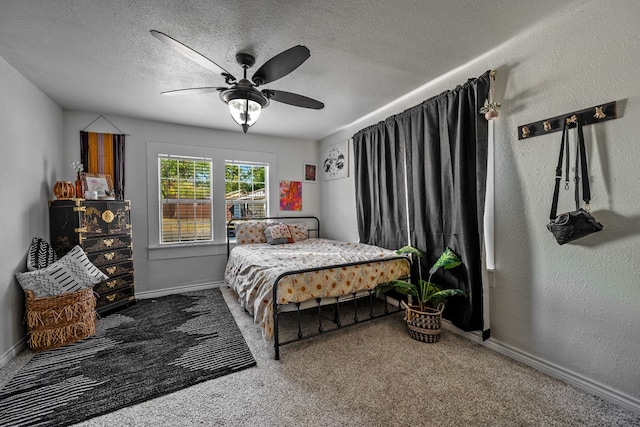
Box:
left=148, top=241, right=228, bottom=260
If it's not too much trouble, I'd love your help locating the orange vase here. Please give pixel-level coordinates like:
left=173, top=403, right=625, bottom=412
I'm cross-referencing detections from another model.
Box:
left=53, top=181, right=75, bottom=199
left=75, top=174, right=84, bottom=199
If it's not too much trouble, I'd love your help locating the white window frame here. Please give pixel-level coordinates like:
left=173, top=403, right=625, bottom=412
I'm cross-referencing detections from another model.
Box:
left=158, top=154, right=213, bottom=245
left=225, top=160, right=269, bottom=221
left=146, top=141, right=277, bottom=260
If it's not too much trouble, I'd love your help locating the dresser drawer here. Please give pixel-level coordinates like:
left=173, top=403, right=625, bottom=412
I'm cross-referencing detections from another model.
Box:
left=94, top=273, right=134, bottom=295
left=97, top=260, right=134, bottom=278
left=96, top=286, right=135, bottom=311
left=87, top=247, right=132, bottom=267
left=82, top=234, right=131, bottom=254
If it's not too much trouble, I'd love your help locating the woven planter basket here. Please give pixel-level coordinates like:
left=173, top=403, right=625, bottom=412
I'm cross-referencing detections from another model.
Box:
left=25, top=288, right=97, bottom=351
left=402, top=302, right=445, bottom=343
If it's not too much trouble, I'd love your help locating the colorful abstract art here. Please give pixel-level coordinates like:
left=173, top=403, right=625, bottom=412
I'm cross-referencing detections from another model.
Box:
left=279, top=180, right=302, bottom=211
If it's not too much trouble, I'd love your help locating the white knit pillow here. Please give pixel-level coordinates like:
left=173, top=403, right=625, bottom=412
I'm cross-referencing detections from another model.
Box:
left=16, top=246, right=108, bottom=297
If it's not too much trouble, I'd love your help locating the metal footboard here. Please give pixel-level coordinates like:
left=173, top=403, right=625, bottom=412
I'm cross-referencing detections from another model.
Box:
left=272, top=256, right=411, bottom=360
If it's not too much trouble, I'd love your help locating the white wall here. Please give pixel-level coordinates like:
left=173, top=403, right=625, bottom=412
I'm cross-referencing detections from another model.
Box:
left=320, top=0, right=640, bottom=411
left=0, top=56, right=64, bottom=365
left=63, top=111, right=319, bottom=295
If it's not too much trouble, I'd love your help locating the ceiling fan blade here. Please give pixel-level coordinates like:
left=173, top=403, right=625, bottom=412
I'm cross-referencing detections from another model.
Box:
left=265, top=90, right=324, bottom=109
left=252, top=45, right=310, bottom=86
left=151, top=30, right=235, bottom=81
left=161, top=87, right=227, bottom=96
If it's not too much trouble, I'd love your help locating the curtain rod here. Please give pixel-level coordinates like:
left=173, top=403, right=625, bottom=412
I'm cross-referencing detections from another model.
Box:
left=81, top=114, right=130, bottom=135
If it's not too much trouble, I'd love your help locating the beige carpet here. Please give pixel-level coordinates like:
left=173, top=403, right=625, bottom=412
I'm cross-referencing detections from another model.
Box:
left=3, top=286, right=639, bottom=426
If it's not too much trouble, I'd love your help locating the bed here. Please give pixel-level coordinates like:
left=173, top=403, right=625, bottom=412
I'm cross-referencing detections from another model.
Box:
left=224, top=216, right=411, bottom=359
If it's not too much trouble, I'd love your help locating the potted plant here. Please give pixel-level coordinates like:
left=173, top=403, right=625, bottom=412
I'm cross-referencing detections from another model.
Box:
left=376, top=245, right=466, bottom=342
left=480, top=99, right=501, bottom=120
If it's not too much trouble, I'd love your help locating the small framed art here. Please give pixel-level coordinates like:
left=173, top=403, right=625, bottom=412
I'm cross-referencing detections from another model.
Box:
left=303, top=162, right=317, bottom=182
left=83, top=173, right=114, bottom=198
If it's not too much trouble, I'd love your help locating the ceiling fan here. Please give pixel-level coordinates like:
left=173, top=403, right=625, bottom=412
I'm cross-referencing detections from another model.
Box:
left=150, top=30, right=325, bottom=133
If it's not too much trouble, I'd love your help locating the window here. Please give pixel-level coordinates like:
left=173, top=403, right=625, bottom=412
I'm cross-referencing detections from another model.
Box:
left=148, top=141, right=276, bottom=255
left=159, top=154, right=212, bottom=244
left=225, top=161, right=268, bottom=222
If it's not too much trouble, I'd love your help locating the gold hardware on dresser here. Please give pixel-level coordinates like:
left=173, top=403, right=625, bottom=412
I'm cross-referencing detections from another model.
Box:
left=102, top=210, right=115, bottom=223
left=49, top=199, right=135, bottom=314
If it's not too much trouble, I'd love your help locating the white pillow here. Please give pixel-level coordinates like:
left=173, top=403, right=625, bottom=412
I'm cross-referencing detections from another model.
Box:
left=16, top=245, right=108, bottom=297
left=235, top=221, right=268, bottom=244
left=264, top=223, right=293, bottom=245
left=287, top=223, right=309, bottom=242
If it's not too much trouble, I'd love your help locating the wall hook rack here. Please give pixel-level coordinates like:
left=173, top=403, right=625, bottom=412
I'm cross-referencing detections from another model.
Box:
left=517, top=101, right=617, bottom=140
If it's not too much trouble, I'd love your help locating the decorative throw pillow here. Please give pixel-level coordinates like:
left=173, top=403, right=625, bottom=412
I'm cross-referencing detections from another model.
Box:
left=16, top=245, right=108, bottom=297
left=264, top=223, right=293, bottom=245
left=287, top=223, right=309, bottom=242
left=235, top=221, right=268, bottom=245
left=26, top=237, right=57, bottom=271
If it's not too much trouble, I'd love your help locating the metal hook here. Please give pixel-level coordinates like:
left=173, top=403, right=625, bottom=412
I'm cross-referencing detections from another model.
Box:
left=594, top=106, right=606, bottom=119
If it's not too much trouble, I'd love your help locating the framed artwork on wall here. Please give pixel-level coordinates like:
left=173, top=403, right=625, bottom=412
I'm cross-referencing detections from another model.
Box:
left=303, top=163, right=317, bottom=183
left=279, top=180, right=302, bottom=211
left=322, top=140, right=348, bottom=180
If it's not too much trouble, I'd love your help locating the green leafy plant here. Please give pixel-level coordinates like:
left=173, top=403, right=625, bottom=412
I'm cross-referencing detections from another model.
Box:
left=376, top=245, right=466, bottom=312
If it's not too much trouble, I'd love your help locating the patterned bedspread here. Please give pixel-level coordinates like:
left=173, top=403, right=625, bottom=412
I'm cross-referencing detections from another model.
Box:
left=224, top=238, right=410, bottom=340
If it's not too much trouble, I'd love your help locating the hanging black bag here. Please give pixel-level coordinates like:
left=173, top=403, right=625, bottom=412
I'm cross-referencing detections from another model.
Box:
left=547, top=115, right=603, bottom=245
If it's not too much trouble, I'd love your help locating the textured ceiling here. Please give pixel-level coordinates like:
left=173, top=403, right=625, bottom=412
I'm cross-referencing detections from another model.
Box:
left=0, top=0, right=579, bottom=140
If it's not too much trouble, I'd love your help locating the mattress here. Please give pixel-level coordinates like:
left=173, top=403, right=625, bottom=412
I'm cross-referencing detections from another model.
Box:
left=224, top=238, right=410, bottom=340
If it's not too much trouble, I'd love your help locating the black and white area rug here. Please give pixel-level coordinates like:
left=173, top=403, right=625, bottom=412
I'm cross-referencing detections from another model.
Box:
left=0, top=288, right=256, bottom=426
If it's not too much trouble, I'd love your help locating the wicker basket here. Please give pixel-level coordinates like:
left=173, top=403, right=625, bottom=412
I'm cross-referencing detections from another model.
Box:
left=402, top=302, right=445, bottom=343
left=25, top=288, right=97, bottom=351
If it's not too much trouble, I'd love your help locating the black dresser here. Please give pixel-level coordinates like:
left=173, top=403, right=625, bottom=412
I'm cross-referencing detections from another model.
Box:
left=49, top=199, right=135, bottom=314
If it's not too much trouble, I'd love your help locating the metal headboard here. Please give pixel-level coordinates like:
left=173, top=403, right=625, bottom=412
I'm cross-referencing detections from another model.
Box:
left=226, top=216, right=320, bottom=258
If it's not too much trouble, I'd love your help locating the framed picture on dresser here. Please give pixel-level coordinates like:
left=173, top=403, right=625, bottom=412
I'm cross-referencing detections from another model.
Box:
left=83, top=173, right=114, bottom=198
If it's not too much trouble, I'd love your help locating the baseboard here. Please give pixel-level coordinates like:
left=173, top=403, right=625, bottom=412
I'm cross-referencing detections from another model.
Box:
left=135, top=281, right=224, bottom=300
left=442, top=321, right=640, bottom=415
left=0, top=337, right=26, bottom=370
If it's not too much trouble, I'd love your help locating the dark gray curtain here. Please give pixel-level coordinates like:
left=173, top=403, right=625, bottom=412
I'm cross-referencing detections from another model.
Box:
left=353, top=117, right=408, bottom=251
left=353, top=71, right=490, bottom=331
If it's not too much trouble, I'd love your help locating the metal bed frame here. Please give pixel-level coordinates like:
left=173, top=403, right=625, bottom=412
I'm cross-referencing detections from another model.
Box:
left=226, top=216, right=411, bottom=360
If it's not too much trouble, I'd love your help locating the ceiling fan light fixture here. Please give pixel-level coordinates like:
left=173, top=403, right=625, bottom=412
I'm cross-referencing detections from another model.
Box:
left=221, top=83, right=269, bottom=133
left=228, top=98, right=262, bottom=131
left=151, top=31, right=323, bottom=134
